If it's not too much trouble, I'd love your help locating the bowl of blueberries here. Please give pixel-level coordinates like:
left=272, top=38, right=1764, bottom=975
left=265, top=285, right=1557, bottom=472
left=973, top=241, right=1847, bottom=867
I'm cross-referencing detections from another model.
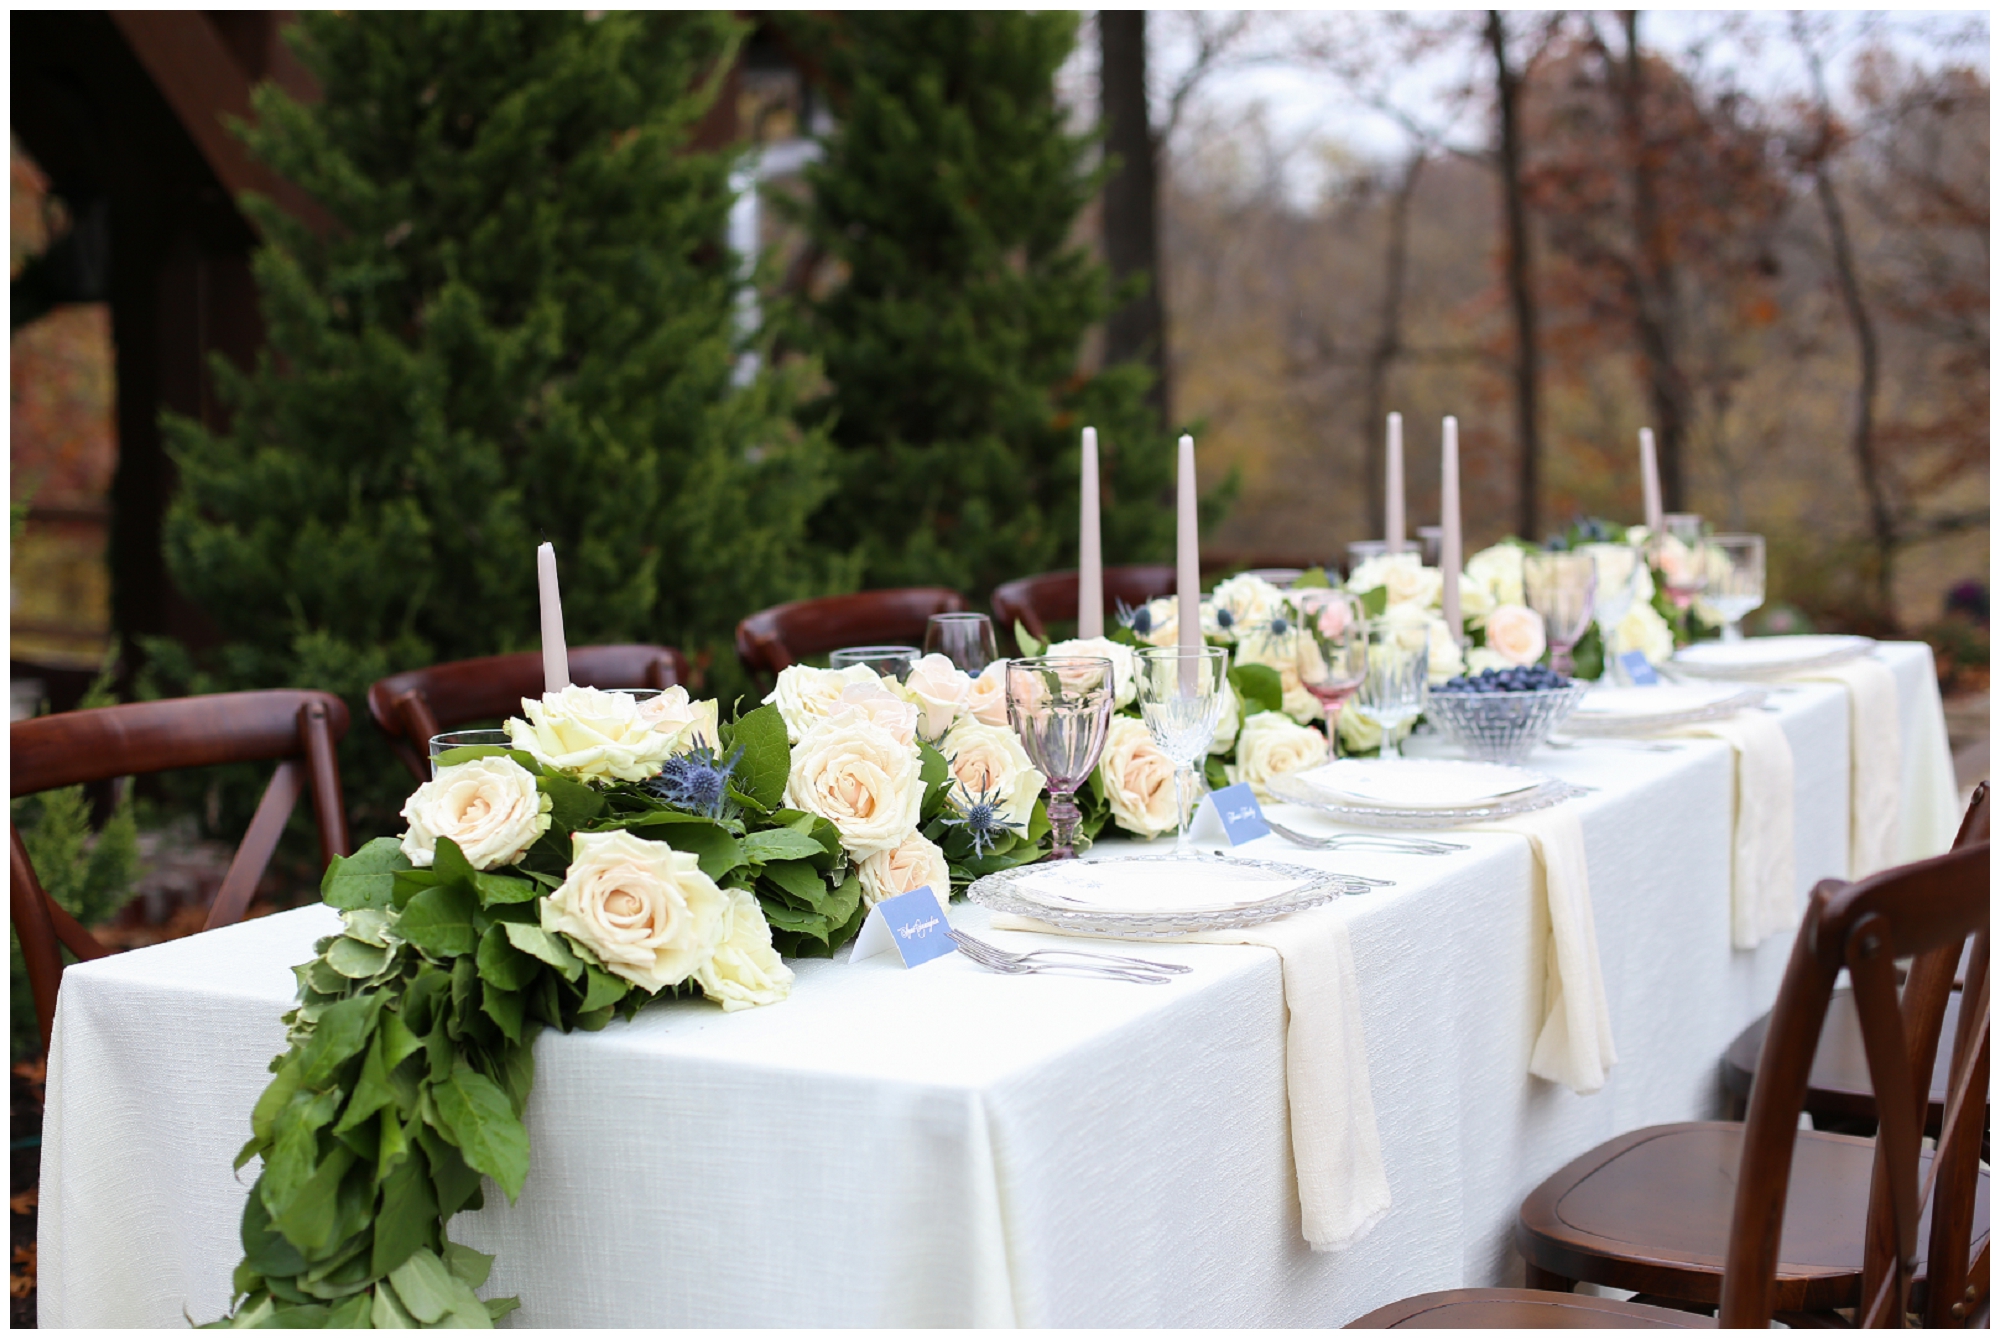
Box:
left=1425, top=665, right=1589, bottom=764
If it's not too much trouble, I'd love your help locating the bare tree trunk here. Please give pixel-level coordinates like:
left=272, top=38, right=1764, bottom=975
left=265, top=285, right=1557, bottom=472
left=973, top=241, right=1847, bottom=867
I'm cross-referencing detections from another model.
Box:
left=1363, top=151, right=1425, bottom=537
left=1488, top=12, right=1542, bottom=541
left=1617, top=12, right=1692, bottom=512
left=1100, top=11, right=1170, bottom=429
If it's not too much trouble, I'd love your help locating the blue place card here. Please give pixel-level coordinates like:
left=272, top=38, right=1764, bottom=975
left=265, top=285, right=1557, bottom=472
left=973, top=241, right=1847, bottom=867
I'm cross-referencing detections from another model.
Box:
left=849, top=885, right=956, bottom=968
left=1189, top=781, right=1271, bottom=847
left=1617, top=650, right=1661, bottom=686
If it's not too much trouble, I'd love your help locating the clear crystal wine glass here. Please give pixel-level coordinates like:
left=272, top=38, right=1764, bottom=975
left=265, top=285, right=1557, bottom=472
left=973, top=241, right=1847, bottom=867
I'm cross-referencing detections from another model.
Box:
left=1132, top=645, right=1231, bottom=857
left=1292, top=589, right=1366, bottom=756
left=1581, top=543, right=1641, bottom=682
left=428, top=730, right=512, bottom=778
left=1005, top=656, right=1116, bottom=860
left=923, top=613, right=1000, bottom=673
left=1648, top=514, right=1709, bottom=613
left=1522, top=552, right=1597, bottom=676
left=1706, top=534, right=1766, bottom=643
left=1351, top=617, right=1429, bottom=759
left=829, top=645, right=920, bottom=681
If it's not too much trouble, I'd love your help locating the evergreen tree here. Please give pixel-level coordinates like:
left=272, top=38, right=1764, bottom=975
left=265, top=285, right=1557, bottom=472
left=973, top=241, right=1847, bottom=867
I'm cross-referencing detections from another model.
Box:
left=785, top=12, right=1178, bottom=598
left=161, top=12, right=839, bottom=827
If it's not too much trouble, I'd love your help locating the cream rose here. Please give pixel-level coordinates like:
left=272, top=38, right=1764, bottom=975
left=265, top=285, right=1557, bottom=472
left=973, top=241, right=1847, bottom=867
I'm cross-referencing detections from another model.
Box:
left=1209, top=677, right=1240, bottom=755
left=825, top=682, right=920, bottom=748
left=764, top=664, right=884, bottom=743
left=1337, top=703, right=1414, bottom=755
left=1126, top=597, right=1179, bottom=647
left=1483, top=604, right=1548, bottom=667
left=900, top=653, right=973, bottom=740
left=1424, top=614, right=1465, bottom=685
left=856, top=831, right=952, bottom=909
left=632, top=686, right=721, bottom=753
left=966, top=659, right=1012, bottom=727
left=506, top=685, right=680, bottom=783
left=1205, top=573, right=1285, bottom=642
left=938, top=717, right=1045, bottom=829
left=693, top=886, right=794, bottom=1011
left=540, top=829, right=726, bottom=993
left=1465, top=646, right=1512, bottom=676
left=1097, top=716, right=1180, bottom=838
left=1465, top=544, right=1526, bottom=608
left=400, top=756, right=552, bottom=871
left=1043, top=636, right=1139, bottom=708
left=1351, top=553, right=1442, bottom=610
left=1605, top=600, right=1676, bottom=666
left=784, top=717, right=925, bottom=858
left=1226, top=711, right=1329, bottom=802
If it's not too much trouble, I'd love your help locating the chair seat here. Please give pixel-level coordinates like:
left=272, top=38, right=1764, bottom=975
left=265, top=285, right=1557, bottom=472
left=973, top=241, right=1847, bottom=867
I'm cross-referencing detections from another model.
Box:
left=1347, top=1288, right=1712, bottom=1328
left=1516, top=1122, right=1991, bottom=1313
left=1723, top=986, right=1960, bottom=1130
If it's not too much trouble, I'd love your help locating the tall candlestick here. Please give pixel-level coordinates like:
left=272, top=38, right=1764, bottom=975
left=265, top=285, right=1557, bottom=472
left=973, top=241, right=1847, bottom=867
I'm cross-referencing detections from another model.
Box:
left=537, top=542, right=570, bottom=693
left=1440, top=416, right=1462, bottom=642
left=1176, top=434, right=1200, bottom=671
left=1077, top=426, right=1104, bottom=638
left=1385, top=412, right=1405, bottom=553
left=1638, top=427, right=1664, bottom=533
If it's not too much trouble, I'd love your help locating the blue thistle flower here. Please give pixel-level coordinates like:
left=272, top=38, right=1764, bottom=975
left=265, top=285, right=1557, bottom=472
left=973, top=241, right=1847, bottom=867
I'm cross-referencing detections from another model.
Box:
left=1215, top=606, right=1236, bottom=632
left=643, top=740, right=742, bottom=819
left=1115, top=599, right=1156, bottom=638
left=939, top=783, right=1024, bottom=858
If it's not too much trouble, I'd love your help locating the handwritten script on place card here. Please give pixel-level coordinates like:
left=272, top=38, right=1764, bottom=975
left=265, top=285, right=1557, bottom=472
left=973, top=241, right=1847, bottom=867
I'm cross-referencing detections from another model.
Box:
left=1190, top=781, right=1271, bottom=847
left=1618, top=651, right=1661, bottom=686
left=849, top=886, right=956, bottom=968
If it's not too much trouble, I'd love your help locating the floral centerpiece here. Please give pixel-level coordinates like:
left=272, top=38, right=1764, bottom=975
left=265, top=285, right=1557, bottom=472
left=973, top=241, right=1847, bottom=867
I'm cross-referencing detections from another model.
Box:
left=215, top=675, right=1046, bottom=1328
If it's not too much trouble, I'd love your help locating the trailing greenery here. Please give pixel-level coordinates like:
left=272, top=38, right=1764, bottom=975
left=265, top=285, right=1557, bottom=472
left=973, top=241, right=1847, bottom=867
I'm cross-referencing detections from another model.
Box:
left=157, top=11, right=842, bottom=836
left=783, top=11, right=1180, bottom=599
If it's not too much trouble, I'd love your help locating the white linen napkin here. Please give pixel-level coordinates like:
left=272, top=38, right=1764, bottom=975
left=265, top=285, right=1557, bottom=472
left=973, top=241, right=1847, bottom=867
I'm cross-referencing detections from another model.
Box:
left=989, top=902, right=1392, bottom=1253
left=1670, top=711, right=1797, bottom=950
left=1792, top=657, right=1902, bottom=878
left=1470, top=805, right=1617, bottom=1095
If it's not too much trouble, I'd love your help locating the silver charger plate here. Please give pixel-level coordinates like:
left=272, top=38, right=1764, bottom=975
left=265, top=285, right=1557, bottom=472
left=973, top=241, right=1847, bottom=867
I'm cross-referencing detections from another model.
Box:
left=1670, top=634, right=1876, bottom=681
left=1561, top=685, right=1768, bottom=737
left=1267, top=768, right=1588, bottom=829
left=966, top=853, right=1371, bottom=938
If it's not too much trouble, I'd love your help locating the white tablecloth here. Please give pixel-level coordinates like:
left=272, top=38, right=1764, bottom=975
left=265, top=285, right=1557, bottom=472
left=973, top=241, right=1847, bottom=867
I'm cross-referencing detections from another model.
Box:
left=39, top=642, right=1959, bottom=1327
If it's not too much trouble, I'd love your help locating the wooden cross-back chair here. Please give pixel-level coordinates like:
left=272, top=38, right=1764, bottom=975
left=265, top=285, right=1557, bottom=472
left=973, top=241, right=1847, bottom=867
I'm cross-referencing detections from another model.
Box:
left=1351, top=840, right=1990, bottom=1329
left=734, top=588, right=966, bottom=688
left=989, top=565, right=1178, bottom=648
left=10, top=690, right=353, bottom=1056
left=367, top=644, right=688, bottom=783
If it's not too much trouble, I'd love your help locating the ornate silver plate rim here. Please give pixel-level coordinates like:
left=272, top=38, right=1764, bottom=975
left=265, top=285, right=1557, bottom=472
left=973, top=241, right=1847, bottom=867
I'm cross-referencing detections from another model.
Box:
left=966, top=853, right=1368, bottom=938
left=1669, top=635, right=1876, bottom=681
left=1267, top=770, right=1589, bottom=829
left=1561, top=686, right=1768, bottom=737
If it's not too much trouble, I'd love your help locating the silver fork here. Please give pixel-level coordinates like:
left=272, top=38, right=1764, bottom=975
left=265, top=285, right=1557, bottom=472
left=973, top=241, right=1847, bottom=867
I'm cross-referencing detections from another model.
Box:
left=1262, top=820, right=1467, bottom=857
left=949, top=928, right=1190, bottom=980
left=1545, top=735, right=1685, bottom=754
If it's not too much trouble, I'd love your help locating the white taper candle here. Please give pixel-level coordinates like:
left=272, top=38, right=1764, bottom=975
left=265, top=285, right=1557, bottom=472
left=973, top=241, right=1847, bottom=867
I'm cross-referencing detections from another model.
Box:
left=537, top=542, right=570, bottom=693
left=1385, top=412, right=1405, bottom=553
left=1077, top=426, right=1104, bottom=639
left=1176, top=435, right=1201, bottom=682
left=1638, top=427, right=1664, bottom=533
left=1440, top=416, right=1462, bottom=642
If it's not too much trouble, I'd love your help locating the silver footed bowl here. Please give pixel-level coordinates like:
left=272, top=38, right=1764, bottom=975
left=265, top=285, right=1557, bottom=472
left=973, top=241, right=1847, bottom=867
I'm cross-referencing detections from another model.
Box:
left=1423, top=680, right=1590, bottom=765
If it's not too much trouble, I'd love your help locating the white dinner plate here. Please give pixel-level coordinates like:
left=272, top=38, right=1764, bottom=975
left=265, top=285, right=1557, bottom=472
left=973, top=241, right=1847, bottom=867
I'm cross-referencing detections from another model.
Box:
left=1294, top=758, right=1545, bottom=811
left=1672, top=634, right=1874, bottom=679
left=1011, top=858, right=1307, bottom=916
left=1573, top=684, right=1756, bottom=717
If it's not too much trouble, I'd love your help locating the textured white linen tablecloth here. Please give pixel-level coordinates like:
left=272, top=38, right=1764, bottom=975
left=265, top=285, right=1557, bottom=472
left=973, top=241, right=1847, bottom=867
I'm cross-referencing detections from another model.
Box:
left=39, top=642, right=1960, bottom=1327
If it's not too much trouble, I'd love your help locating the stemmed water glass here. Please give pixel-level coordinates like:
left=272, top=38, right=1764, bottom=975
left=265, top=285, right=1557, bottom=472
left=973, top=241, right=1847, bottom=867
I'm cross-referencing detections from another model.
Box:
left=1705, top=535, right=1766, bottom=643
left=1132, top=645, right=1231, bottom=857
left=829, top=645, right=920, bottom=681
left=923, top=613, right=1000, bottom=673
left=1005, top=657, right=1117, bottom=861
left=1292, top=589, right=1366, bottom=756
left=428, top=729, right=511, bottom=778
left=1522, top=552, right=1597, bottom=676
left=1648, top=514, right=1709, bottom=614
left=1351, top=617, right=1429, bottom=759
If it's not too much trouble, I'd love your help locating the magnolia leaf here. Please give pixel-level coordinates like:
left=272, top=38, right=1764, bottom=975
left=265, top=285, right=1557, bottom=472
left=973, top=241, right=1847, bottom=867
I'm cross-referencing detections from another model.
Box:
left=431, top=1061, right=530, bottom=1202
left=1014, top=620, right=1045, bottom=657
left=332, top=1033, right=396, bottom=1134
left=376, top=1109, right=413, bottom=1185
left=398, top=884, right=480, bottom=960
left=323, top=1292, right=372, bottom=1328
left=320, top=838, right=408, bottom=911
left=371, top=1280, right=418, bottom=1328
left=370, top=1147, right=439, bottom=1279
left=1227, top=663, right=1284, bottom=718
left=648, top=822, right=744, bottom=882
left=441, top=1242, right=494, bottom=1290
left=391, top=867, right=441, bottom=911
left=270, top=1143, right=356, bottom=1257
left=240, top=1186, right=308, bottom=1279
left=537, top=773, right=602, bottom=829
left=307, top=959, right=348, bottom=996
left=387, top=1247, right=466, bottom=1324
left=738, top=827, right=826, bottom=864
left=326, top=936, right=393, bottom=980
left=475, top=923, right=540, bottom=992
left=1292, top=566, right=1332, bottom=589
left=481, top=980, right=525, bottom=1043
left=496, top=1037, right=536, bottom=1120
left=1359, top=584, right=1390, bottom=618
left=299, top=992, right=386, bottom=1087
left=377, top=1008, right=424, bottom=1072
left=760, top=858, right=833, bottom=910
left=485, top=1296, right=522, bottom=1322
left=416, top=1125, right=483, bottom=1220
left=501, top=922, right=582, bottom=982
left=758, top=900, right=831, bottom=940
left=470, top=871, right=537, bottom=905
left=571, top=1005, right=615, bottom=1031
left=577, top=964, right=627, bottom=1014
left=430, top=837, right=477, bottom=889
left=917, top=742, right=952, bottom=817
left=340, top=907, right=393, bottom=947
left=726, top=703, right=791, bottom=810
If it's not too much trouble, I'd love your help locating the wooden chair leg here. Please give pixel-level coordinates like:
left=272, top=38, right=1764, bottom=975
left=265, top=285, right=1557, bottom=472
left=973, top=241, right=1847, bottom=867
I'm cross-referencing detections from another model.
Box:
left=1524, top=1262, right=1575, bottom=1293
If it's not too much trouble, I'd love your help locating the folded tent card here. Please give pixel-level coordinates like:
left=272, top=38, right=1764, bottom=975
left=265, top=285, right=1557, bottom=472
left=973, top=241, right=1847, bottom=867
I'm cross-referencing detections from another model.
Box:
left=850, top=885, right=957, bottom=968
left=1189, top=781, right=1271, bottom=847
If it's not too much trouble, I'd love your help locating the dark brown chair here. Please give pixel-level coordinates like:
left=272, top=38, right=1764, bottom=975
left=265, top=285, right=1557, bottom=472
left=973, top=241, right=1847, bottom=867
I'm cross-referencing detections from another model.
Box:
left=990, top=565, right=1178, bottom=646
left=1719, top=782, right=1989, bottom=1129
left=368, top=645, right=688, bottom=783
left=1355, top=842, right=1990, bottom=1328
left=11, top=690, right=353, bottom=1055
left=734, top=588, right=966, bottom=686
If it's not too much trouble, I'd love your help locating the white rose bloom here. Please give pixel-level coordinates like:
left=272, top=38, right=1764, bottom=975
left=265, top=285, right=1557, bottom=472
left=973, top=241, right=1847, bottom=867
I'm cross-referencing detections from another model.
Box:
left=1459, top=579, right=1496, bottom=626
left=965, top=659, right=1012, bottom=727
left=1344, top=553, right=1394, bottom=595
left=1338, top=703, right=1413, bottom=755
left=1226, top=711, right=1329, bottom=802
left=1425, top=615, right=1465, bottom=685
left=400, top=756, right=552, bottom=871
left=1465, top=646, right=1512, bottom=676
left=1581, top=543, right=1645, bottom=622
left=1209, top=677, right=1240, bottom=756
left=541, top=830, right=727, bottom=993
left=693, top=886, right=793, bottom=1012
left=785, top=717, right=926, bottom=859
left=506, top=685, right=680, bottom=783
left=1205, top=573, right=1285, bottom=642
left=1097, top=716, right=1181, bottom=838
left=1387, top=561, right=1445, bottom=611
left=1282, top=674, right=1326, bottom=725
left=939, top=717, right=1045, bottom=829
left=1465, top=544, right=1526, bottom=608
left=856, top=831, right=952, bottom=910
left=1043, top=635, right=1139, bottom=708
left=1484, top=604, right=1548, bottom=667
left=1125, top=597, right=1179, bottom=647
left=764, top=664, right=884, bottom=743
left=825, top=682, right=921, bottom=749
left=900, top=653, right=973, bottom=740
left=1605, top=601, right=1676, bottom=666
left=632, top=686, right=721, bottom=753
left=1653, top=534, right=1702, bottom=593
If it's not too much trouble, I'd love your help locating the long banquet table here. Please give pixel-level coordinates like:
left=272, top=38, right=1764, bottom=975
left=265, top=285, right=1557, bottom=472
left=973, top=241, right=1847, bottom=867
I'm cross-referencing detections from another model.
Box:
left=40, top=642, right=1961, bottom=1327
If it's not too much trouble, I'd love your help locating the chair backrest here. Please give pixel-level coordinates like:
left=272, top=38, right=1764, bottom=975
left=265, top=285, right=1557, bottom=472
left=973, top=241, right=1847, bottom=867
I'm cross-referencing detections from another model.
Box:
left=1718, top=842, right=1990, bottom=1328
left=734, top=588, right=966, bottom=685
left=10, top=690, right=354, bottom=1055
left=367, top=644, right=688, bottom=783
left=1953, top=780, right=1989, bottom=849
left=990, top=565, right=1178, bottom=645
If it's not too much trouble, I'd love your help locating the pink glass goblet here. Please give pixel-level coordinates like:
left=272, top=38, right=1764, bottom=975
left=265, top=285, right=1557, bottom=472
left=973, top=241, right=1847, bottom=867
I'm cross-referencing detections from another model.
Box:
left=1292, top=589, right=1366, bottom=756
left=1005, top=656, right=1117, bottom=860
